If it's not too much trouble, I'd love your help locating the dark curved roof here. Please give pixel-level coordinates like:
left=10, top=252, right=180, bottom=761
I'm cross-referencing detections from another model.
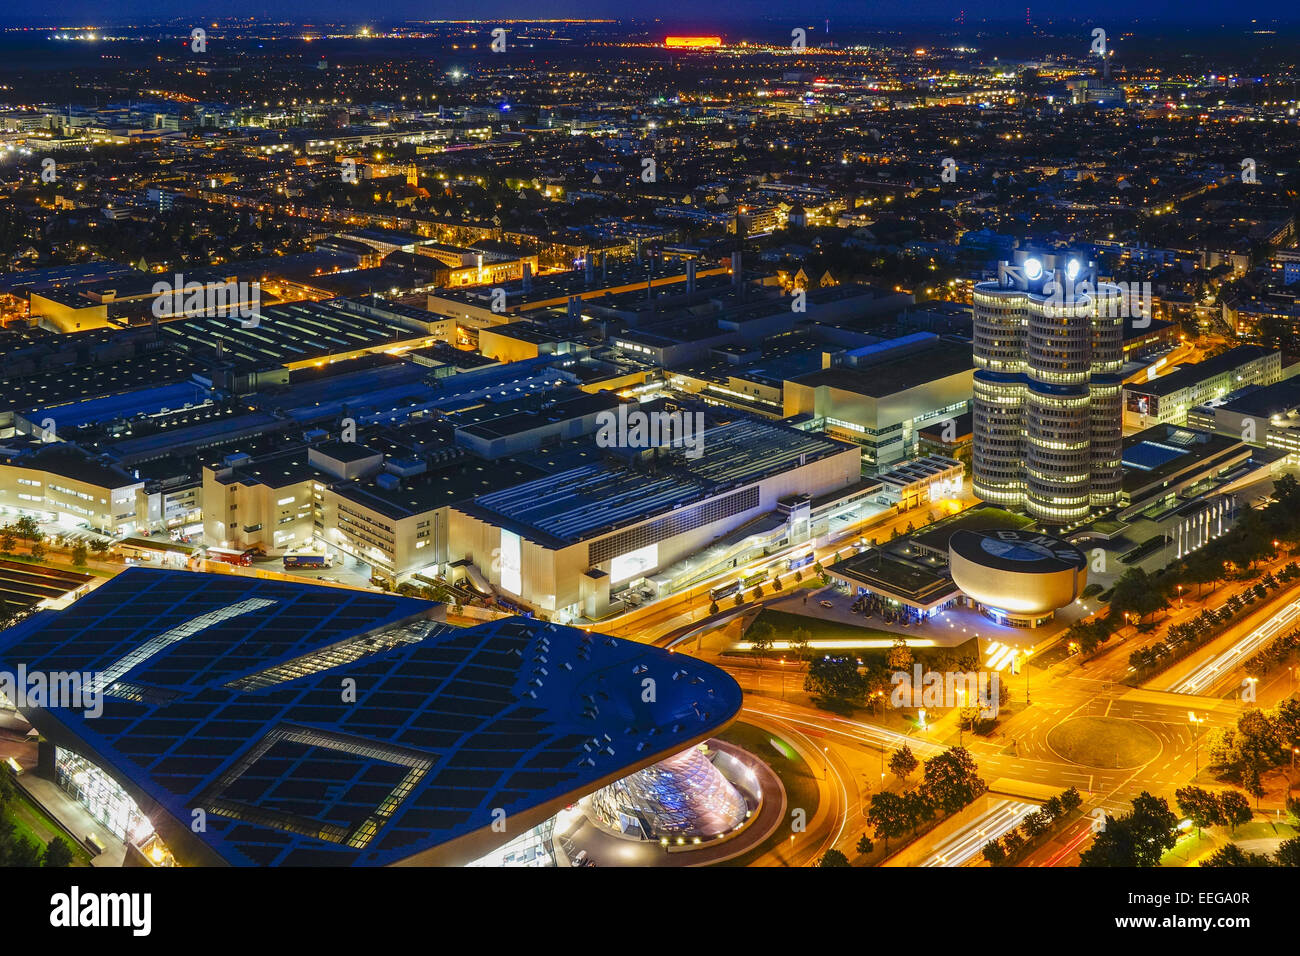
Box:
left=0, top=568, right=741, bottom=866
left=949, top=529, right=1086, bottom=574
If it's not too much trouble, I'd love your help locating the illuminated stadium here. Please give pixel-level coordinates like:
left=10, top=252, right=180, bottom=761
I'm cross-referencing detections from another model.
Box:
left=947, top=529, right=1088, bottom=628
left=0, top=568, right=743, bottom=866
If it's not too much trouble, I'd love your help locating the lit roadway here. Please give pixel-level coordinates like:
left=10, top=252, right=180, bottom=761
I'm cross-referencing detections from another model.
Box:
left=1169, top=595, right=1300, bottom=696
left=920, top=799, right=1037, bottom=867
left=682, top=553, right=1300, bottom=866
left=593, top=494, right=973, bottom=643
left=703, top=634, right=1259, bottom=865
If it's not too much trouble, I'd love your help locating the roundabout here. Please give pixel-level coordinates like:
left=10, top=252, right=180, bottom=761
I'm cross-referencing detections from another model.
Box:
left=1046, top=715, right=1162, bottom=769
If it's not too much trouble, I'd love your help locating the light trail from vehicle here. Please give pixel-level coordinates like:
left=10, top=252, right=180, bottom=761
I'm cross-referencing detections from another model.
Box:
left=921, top=799, right=1038, bottom=867
left=1170, top=597, right=1300, bottom=694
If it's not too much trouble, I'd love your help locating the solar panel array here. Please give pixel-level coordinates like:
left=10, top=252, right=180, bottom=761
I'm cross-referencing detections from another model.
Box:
left=0, top=568, right=742, bottom=866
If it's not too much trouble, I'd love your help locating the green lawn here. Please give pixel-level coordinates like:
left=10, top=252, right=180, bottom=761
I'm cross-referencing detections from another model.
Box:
left=1161, top=820, right=1298, bottom=866
left=2, top=789, right=93, bottom=866
left=713, top=721, right=821, bottom=868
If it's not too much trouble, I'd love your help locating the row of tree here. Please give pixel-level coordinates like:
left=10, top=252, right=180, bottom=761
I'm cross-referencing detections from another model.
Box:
left=982, top=787, right=1084, bottom=865
left=1, top=516, right=111, bottom=568
left=1098, top=475, right=1300, bottom=643
left=1174, top=785, right=1254, bottom=838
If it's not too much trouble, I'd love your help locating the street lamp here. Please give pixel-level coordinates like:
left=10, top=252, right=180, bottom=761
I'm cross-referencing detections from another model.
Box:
left=1177, top=585, right=1183, bottom=609
left=1188, top=712, right=1204, bottom=775
left=1023, top=648, right=1033, bottom=704
left=956, top=686, right=967, bottom=746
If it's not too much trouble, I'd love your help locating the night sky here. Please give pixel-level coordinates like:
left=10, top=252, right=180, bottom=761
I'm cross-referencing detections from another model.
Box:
left=10, top=0, right=1300, bottom=25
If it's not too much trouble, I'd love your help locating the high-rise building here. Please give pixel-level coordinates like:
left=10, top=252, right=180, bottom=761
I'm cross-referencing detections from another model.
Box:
left=972, top=251, right=1124, bottom=525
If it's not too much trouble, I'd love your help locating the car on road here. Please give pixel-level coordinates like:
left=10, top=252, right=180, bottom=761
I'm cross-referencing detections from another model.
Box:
left=819, top=600, right=834, bottom=608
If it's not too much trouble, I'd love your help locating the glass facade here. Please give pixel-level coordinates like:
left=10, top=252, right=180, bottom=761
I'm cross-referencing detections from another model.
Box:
left=586, top=745, right=748, bottom=840
left=466, top=818, right=557, bottom=867
left=972, top=254, right=1124, bottom=524
left=55, top=747, right=155, bottom=844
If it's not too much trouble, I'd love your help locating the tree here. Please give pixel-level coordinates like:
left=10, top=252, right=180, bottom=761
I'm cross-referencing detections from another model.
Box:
left=817, top=849, right=851, bottom=867
left=856, top=833, right=874, bottom=855
left=748, top=621, right=774, bottom=667
left=787, top=628, right=812, bottom=662
left=13, top=515, right=41, bottom=543
left=0, top=763, right=15, bottom=806
left=866, top=791, right=910, bottom=851
left=42, top=837, right=75, bottom=868
left=0, top=527, right=14, bottom=557
left=885, top=637, right=913, bottom=672
left=1175, top=786, right=1224, bottom=838
left=29, top=542, right=46, bottom=563
left=1042, top=795, right=1063, bottom=822
left=1081, top=792, right=1178, bottom=867
left=982, top=839, right=1007, bottom=866
left=71, top=544, right=88, bottom=567
left=889, top=744, right=919, bottom=782
left=89, top=539, right=110, bottom=559
left=920, top=746, right=987, bottom=814
left=902, top=787, right=935, bottom=833
left=1241, top=765, right=1266, bottom=809
left=1204, top=843, right=1273, bottom=867
left=1275, top=837, right=1300, bottom=866
left=1127, top=792, right=1179, bottom=863
left=709, top=601, right=719, bottom=615
left=1001, top=828, right=1026, bottom=860
left=1021, top=810, right=1050, bottom=840
left=1220, top=790, right=1252, bottom=832
left=1060, top=787, right=1083, bottom=813
left=1108, top=567, right=1169, bottom=624
left=805, top=656, right=866, bottom=705
left=4, top=834, right=43, bottom=868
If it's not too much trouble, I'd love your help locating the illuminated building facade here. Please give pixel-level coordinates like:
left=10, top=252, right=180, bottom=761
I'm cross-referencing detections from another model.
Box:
left=586, top=745, right=749, bottom=840
left=972, top=251, right=1124, bottom=525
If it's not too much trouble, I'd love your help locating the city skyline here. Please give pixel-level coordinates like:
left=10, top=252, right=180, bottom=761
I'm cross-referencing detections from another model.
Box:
left=0, top=8, right=1296, bottom=925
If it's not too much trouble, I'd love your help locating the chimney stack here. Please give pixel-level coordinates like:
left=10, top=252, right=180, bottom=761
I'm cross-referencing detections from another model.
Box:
left=522, top=262, right=533, bottom=293
left=686, top=259, right=697, bottom=294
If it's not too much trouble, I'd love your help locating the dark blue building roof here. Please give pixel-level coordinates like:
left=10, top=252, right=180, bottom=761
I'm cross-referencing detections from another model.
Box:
left=0, top=568, right=741, bottom=866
